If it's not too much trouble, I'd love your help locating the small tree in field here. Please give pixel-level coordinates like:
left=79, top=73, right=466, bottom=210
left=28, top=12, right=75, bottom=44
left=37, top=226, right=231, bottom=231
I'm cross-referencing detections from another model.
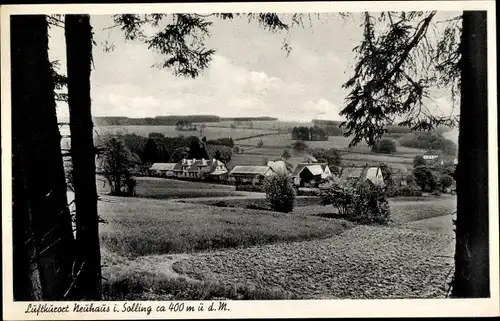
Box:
left=281, top=149, right=291, bottom=160
left=371, top=139, right=397, bottom=154
left=320, top=180, right=390, bottom=224
left=413, top=165, right=438, bottom=192
left=263, top=174, right=296, bottom=213
left=413, top=155, right=427, bottom=167
left=99, top=137, right=137, bottom=196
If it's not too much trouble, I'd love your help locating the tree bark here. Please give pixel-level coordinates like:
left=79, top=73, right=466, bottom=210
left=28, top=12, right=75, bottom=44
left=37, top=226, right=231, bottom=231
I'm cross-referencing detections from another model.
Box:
left=452, top=11, right=490, bottom=298
left=65, top=14, right=102, bottom=300
left=11, top=15, right=76, bottom=300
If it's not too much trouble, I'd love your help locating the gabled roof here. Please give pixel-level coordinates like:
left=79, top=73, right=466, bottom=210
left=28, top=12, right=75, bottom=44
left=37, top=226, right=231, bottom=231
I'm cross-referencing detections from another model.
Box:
left=150, top=163, right=178, bottom=171
left=230, top=166, right=271, bottom=175
left=267, top=160, right=289, bottom=174
left=292, top=163, right=328, bottom=176
left=173, top=163, right=183, bottom=171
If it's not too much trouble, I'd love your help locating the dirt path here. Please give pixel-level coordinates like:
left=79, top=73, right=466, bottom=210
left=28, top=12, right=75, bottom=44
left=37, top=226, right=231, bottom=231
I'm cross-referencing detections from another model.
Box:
left=171, top=215, right=455, bottom=299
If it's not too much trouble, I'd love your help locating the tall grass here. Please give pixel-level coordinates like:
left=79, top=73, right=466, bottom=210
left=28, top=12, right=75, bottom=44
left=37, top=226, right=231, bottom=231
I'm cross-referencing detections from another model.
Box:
left=102, top=270, right=297, bottom=300
left=99, top=198, right=353, bottom=257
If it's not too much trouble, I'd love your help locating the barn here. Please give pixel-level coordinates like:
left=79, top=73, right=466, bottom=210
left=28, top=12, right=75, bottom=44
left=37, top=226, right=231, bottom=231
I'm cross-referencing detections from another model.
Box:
left=292, top=163, right=332, bottom=187
left=340, top=166, right=385, bottom=188
left=149, top=163, right=178, bottom=177
left=229, top=166, right=275, bottom=184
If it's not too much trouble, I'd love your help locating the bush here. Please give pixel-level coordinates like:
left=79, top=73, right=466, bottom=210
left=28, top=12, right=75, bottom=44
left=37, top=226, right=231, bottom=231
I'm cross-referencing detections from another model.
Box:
left=320, top=181, right=391, bottom=224
left=413, top=165, right=438, bottom=192
left=387, top=185, right=423, bottom=197
left=399, top=132, right=457, bottom=156
left=263, top=174, right=296, bottom=213
left=413, top=155, right=427, bottom=167
left=440, top=174, right=454, bottom=192
left=291, top=140, right=308, bottom=152
left=371, top=139, right=397, bottom=154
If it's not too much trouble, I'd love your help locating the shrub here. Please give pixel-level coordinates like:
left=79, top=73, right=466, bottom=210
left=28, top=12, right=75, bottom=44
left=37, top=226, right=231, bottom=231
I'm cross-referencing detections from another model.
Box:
left=291, top=140, right=308, bottom=152
left=320, top=181, right=391, bottom=224
left=387, top=185, right=423, bottom=197
left=413, top=155, right=427, bottom=167
left=371, top=139, right=397, bottom=154
left=399, top=132, right=457, bottom=156
left=263, top=174, right=296, bottom=213
left=413, top=165, right=438, bottom=192
left=439, top=174, right=454, bottom=192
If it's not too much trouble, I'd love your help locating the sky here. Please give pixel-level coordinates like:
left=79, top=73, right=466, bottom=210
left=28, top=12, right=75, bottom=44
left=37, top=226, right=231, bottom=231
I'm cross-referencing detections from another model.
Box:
left=48, top=12, right=460, bottom=122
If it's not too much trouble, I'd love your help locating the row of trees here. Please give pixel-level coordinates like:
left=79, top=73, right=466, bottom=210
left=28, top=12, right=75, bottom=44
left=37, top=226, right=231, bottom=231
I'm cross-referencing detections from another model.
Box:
left=291, top=125, right=328, bottom=141
left=399, top=132, right=458, bottom=155
left=105, top=133, right=233, bottom=165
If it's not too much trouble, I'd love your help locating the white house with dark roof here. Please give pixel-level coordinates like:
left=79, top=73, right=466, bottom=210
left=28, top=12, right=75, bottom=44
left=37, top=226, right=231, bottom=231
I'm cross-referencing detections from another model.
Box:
left=291, top=162, right=332, bottom=186
left=229, top=165, right=275, bottom=184
left=340, top=166, right=385, bottom=188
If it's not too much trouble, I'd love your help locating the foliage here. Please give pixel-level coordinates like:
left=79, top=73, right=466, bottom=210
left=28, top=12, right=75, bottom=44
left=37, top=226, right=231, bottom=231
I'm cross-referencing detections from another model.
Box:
left=311, top=148, right=342, bottom=170
left=141, top=138, right=160, bottom=163
left=399, top=132, right=457, bottom=155
left=291, top=125, right=328, bottom=141
left=98, top=137, right=138, bottom=196
left=378, top=163, right=393, bottom=188
left=206, top=137, right=234, bottom=148
left=320, top=180, right=391, bottom=224
left=440, top=174, right=454, bottom=192
left=281, top=149, right=291, bottom=160
left=340, top=11, right=461, bottom=147
left=386, top=185, right=423, bottom=197
left=291, top=140, right=308, bottom=152
left=413, top=155, right=427, bottom=167
left=171, top=147, right=189, bottom=162
left=206, top=144, right=232, bottom=163
left=371, top=139, right=397, bottom=154
left=176, top=120, right=197, bottom=131
left=263, top=174, right=296, bottom=213
left=256, top=139, right=264, bottom=148
left=233, top=146, right=240, bottom=154
left=188, top=137, right=209, bottom=159
left=412, top=165, right=438, bottom=192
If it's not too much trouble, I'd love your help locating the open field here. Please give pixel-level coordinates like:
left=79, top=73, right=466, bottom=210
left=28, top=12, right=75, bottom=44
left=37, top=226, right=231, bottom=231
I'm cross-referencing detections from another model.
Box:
left=98, top=197, right=354, bottom=258
left=97, top=176, right=242, bottom=200
left=93, top=125, right=276, bottom=140
left=173, top=217, right=455, bottom=299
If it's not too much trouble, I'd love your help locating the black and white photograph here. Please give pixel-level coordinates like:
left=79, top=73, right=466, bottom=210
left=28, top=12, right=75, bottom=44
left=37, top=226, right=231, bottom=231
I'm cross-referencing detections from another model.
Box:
left=1, top=1, right=498, bottom=319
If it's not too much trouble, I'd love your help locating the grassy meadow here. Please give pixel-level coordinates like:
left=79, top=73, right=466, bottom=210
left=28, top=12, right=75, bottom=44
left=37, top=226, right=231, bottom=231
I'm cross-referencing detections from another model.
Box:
left=98, top=196, right=354, bottom=258
left=97, top=176, right=241, bottom=200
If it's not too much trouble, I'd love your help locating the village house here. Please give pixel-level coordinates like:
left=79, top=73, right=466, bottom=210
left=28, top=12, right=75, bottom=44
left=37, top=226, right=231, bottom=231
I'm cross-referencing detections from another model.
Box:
left=422, top=150, right=444, bottom=165
left=149, top=163, right=178, bottom=177
left=267, top=160, right=292, bottom=175
left=291, top=163, right=333, bottom=187
left=182, top=158, right=228, bottom=179
left=229, top=165, right=275, bottom=184
left=340, top=166, right=386, bottom=188
left=151, top=158, right=228, bottom=179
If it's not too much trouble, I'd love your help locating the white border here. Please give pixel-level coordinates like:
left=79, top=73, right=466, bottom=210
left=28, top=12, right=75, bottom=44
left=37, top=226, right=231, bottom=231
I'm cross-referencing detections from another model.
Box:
left=1, top=1, right=499, bottom=319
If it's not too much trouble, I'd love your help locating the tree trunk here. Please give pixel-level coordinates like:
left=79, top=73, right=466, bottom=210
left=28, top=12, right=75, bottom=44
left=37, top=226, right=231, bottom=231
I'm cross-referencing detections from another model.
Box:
left=452, top=11, right=489, bottom=298
left=11, top=15, right=76, bottom=300
left=65, top=14, right=102, bottom=300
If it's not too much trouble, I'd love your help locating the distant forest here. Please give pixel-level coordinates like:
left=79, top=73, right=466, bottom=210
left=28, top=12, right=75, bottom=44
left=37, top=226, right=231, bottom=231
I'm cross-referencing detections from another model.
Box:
left=93, top=115, right=278, bottom=126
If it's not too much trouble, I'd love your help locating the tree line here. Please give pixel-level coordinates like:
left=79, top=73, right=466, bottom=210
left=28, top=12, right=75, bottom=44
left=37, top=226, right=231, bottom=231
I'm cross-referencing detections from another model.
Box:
left=291, top=125, right=328, bottom=141
left=93, top=115, right=221, bottom=126
left=98, top=133, right=234, bottom=165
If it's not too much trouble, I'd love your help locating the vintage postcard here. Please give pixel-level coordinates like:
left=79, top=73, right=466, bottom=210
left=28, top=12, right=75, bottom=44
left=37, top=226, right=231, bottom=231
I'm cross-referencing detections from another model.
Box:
left=1, top=1, right=499, bottom=319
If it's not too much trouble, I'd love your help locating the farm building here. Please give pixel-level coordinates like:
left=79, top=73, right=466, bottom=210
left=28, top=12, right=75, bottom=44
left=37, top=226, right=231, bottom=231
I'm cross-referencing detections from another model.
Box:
left=267, top=160, right=292, bottom=175
left=149, top=163, right=178, bottom=177
left=340, top=166, right=385, bottom=188
left=292, top=163, right=332, bottom=187
left=422, top=150, right=445, bottom=165
left=229, top=165, right=275, bottom=184
left=183, top=158, right=229, bottom=179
